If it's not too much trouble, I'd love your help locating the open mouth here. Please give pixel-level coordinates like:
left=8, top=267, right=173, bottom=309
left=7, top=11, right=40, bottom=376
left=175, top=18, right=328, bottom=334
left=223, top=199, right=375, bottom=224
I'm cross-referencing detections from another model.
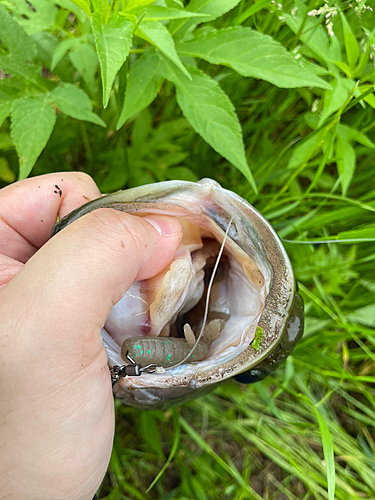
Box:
left=52, top=178, right=301, bottom=407
left=101, top=213, right=271, bottom=383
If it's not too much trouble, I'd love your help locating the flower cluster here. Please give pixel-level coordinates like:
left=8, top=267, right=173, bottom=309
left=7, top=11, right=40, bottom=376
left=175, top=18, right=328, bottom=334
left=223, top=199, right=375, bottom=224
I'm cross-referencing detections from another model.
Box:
left=308, top=0, right=338, bottom=36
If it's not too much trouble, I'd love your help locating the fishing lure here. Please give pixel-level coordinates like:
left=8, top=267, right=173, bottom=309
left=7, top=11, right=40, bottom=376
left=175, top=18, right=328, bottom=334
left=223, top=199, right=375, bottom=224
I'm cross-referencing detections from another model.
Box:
left=121, top=319, right=225, bottom=368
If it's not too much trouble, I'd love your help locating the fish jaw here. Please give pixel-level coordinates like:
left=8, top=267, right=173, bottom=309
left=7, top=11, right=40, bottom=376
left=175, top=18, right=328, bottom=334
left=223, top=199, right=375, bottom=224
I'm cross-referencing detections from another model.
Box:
left=53, top=179, right=303, bottom=409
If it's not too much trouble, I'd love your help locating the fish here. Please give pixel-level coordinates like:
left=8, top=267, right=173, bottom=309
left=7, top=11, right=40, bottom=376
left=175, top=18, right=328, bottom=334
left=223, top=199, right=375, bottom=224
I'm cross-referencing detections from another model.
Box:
left=52, top=178, right=304, bottom=409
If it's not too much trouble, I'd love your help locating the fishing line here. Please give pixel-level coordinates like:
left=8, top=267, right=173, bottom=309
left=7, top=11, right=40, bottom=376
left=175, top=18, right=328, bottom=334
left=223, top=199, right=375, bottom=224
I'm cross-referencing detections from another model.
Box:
left=167, top=210, right=238, bottom=370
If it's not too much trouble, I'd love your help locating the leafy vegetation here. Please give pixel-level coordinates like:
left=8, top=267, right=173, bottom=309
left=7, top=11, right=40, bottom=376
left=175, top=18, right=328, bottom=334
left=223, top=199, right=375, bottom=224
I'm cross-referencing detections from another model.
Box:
left=1, top=0, right=375, bottom=499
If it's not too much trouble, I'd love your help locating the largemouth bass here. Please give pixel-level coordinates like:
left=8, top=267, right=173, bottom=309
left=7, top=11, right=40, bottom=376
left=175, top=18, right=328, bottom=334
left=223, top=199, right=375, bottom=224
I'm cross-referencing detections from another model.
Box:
left=52, top=179, right=303, bottom=409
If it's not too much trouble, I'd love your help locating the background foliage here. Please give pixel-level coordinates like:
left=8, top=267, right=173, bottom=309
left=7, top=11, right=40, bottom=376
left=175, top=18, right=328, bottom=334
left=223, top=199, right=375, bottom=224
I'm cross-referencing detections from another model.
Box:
left=1, top=0, right=375, bottom=499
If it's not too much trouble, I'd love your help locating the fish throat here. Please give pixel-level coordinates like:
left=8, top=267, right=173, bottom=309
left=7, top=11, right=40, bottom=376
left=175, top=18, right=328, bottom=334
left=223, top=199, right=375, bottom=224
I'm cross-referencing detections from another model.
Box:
left=102, top=210, right=269, bottom=376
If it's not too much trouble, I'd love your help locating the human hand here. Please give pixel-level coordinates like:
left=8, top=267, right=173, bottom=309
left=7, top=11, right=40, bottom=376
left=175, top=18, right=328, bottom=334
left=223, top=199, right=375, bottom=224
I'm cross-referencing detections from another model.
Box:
left=0, top=173, right=183, bottom=500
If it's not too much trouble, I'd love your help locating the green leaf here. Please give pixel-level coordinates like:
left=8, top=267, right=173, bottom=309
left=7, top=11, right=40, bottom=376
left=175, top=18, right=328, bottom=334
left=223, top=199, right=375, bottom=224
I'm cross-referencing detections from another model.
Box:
left=167, top=167, right=198, bottom=182
left=51, top=38, right=79, bottom=70
left=146, top=408, right=181, bottom=493
left=140, top=412, right=165, bottom=458
left=0, top=4, right=37, bottom=60
left=338, top=224, right=375, bottom=242
left=64, top=0, right=91, bottom=17
left=312, top=407, right=335, bottom=500
left=336, top=136, right=355, bottom=196
left=318, top=77, right=350, bottom=126
left=358, top=84, right=375, bottom=109
left=69, top=43, right=99, bottom=96
left=347, top=304, right=375, bottom=327
left=160, top=60, right=256, bottom=191
left=128, top=5, right=209, bottom=20
left=0, top=55, right=41, bottom=79
left=233, top=0, right=270, bottom=25
left=284, top=1, right=330, bottom=66
left=177, top=28, right=331, bottom=90
left=287, top=129, right=325, bottom=169
left=125, top=0, right=157, bottom=9
left=9, top=0, right=58, bottom=35
left=0, top=157, right=15, bottom=182
left=11, top=95, right=57, bottom=180
left=0, top=101, right=13, bottom=127
left=117, top=49, right=164, bottom=129
left=92, top=12, right=133, bottom=107
left=137, top=20, right=191, bottom=79
left=340, top=12, right=359, bottom=69
left=337, top=124, right=375, bottom=149
left=51, top=84, right=106, bottom=127
left=0, top=132, right=14, bottom=149
left=170, top=0, right=241, bottom=37
left=53, top=0, right=89, bottom=22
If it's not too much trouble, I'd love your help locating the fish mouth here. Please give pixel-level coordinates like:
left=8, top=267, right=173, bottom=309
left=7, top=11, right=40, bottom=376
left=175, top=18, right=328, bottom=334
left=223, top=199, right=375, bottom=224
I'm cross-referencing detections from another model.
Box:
left=52, top=178, right=299, bottom=406
left=102, top=211, right=270, bottom=382
left=98, top=179, right=276, bottom=390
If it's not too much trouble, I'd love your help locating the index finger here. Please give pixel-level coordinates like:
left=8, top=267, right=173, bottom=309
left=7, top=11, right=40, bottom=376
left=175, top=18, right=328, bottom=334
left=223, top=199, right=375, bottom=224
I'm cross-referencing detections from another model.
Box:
left=0, top=172, right=101, bottom=263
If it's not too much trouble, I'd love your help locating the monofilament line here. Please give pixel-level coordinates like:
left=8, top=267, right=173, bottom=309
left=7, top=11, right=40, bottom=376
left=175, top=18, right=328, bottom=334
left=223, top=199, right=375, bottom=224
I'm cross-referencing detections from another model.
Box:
left=168, top=212, right=236, bottom=369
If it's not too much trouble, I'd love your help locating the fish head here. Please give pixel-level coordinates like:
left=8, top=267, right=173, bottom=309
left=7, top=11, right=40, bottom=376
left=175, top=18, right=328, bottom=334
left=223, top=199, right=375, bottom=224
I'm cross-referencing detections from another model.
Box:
left=52, top=179, right=304, bottom=409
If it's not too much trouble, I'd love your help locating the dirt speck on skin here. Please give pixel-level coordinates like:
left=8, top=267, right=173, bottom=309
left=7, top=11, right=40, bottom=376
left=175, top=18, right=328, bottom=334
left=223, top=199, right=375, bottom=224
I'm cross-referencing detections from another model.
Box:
left=121, top=240, right=125, bottom=248
left=54, top=184, right=62, bottom=197
left=83, top=195, right=90, bottom=201
left=41, top=220, right=43, bottom=222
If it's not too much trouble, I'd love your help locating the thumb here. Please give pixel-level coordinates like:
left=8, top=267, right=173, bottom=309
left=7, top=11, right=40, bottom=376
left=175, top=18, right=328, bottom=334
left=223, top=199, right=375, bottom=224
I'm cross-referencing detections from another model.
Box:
left=0, top=209, right=183, bottom=369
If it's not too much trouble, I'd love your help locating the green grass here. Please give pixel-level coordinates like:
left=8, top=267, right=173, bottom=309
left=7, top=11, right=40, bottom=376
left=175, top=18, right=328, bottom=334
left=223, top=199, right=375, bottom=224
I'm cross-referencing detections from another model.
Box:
left=1, top=0, right=375, bottom=498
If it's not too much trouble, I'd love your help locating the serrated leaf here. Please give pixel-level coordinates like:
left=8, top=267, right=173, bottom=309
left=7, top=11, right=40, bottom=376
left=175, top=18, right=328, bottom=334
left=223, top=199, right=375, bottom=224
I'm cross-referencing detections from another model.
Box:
left=51, top=38, right=79, bottom=70
left=159, top=59, right=256, bottom=191
left=0, top=101, right=13, bottom=127
left=137, top=20, right=190, bottom=79
left=11, top=95, right=57, bottom=180
left=32, top=32, right=74, bottom=81
left=178, top=28, right=331, bottom=89
left=340, top=12, right=359, bottom=69
left=0, top=4, right=37, bottom=60
left=0, top=55, right=41, bottom=79
left=128, top=5, right=209, bottom=20
left=51, top=84, right=106, bottom=126
left=12, top=0, right=57, bottom=35
left=69, top=43, right=99, bottom=95
left=336, top=136, right=355, bottom=196
left=117, top=49, right=164, bottom=129
left=0, top=157, right=15, bottom=183
left=170, top=0, right=241, bottom=37
left=92, top=13, right=133, bottom=107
